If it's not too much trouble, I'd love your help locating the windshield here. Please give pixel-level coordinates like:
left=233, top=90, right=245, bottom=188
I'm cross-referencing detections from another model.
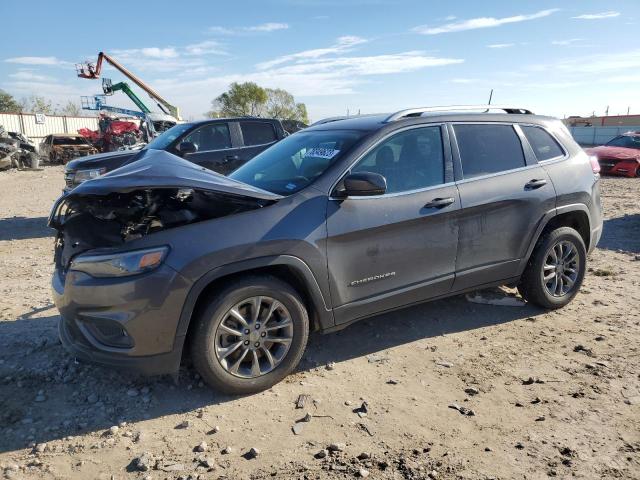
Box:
left=230, top=129, right=366, bottom=195
left=145, top=123, right=193, bottom=150
left=605, top=135, right=640, bottom=149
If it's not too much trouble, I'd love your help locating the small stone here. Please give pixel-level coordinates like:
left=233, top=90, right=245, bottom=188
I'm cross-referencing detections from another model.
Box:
left=435, top=360, right=453, bottom=368
left=109, top=425, right=119, bottom=435
left=464, top=387, right=479, bottom=396
left=246, top=447, right=260, bottom=459
left=314, top=449, right=328, bottom=459
left=328, top=442, right=345, bottom=452
left=515, top=442, right=525, bottom=450
left=595, top=335, right=605, bottom=341
left=300, top=412, right=312, bottom=422
left=208, top=425, right=220, bottom=434
left=292, top=423, right=304, bottom=435
left=535, top=416, right=546, bottom=422
left=127, top=388, right=139, bottom=397
left=326, top=362, right=336, bottom=370
left=484, top=446, right=492, bottom=452
left=221, top=446, right=233, bottom=455
left=357, top=452, right=371, bottom=460
left=160, top=462, right=184, bottom=472
left=358, top=468, right=370, bottom=478
left=194, top=441, right=207, bottom=452
left=131, top=452, right=155, bottom=472
left=386, top=379, right=399, bottom=385
left=175, top=420, right=191, bottom=429
left=34, top=443, right=47, bottom=453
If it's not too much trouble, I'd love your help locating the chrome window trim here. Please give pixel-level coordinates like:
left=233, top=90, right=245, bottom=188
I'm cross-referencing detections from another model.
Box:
left=329, top=123, right=448, bottom=199
left=518, top=123, right=569, bottom=164
left=330, top=180, right=457, bottom=201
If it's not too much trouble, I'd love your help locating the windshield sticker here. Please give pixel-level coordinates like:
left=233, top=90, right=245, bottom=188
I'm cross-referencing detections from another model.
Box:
left=285, top=183, right=297, bottom=190
left=304, top=147, right=340, bottom=160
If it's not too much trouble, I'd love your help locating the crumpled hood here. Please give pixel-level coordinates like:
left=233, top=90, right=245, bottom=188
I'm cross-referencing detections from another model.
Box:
left=586, top=145, right=640, bottom=160
left=67, top=149, right=282, bottom=201
left=65, top=149, right=137, bottom=171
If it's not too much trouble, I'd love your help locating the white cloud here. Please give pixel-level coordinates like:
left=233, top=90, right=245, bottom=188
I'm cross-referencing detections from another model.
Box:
left=207, top=22, right=289, bottom=35
left=529, top=49, right=640, bottom=75
left=551, top=38, right=583, bottom=46
left=113, top=47, right=178, bottom=59
left=572, top=11, right=620, bottom=20
left=487, top=43, right=515, bottom=49
left=8, top=70, right=54, bottom=82
left=413, top=9, right=559, bottom=35
left=451, top=78, right=479, bottom=84
left=5, top=56, right=70, bottom=66
left=184, top=40, right=226, bottom=56
left=245, top=22, right=289, bottom=32
left=257, top=36, right=367, bottom=70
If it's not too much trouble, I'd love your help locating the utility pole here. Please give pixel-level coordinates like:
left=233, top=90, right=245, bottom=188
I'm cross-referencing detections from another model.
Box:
left=488, top=89, right=494, bottom=105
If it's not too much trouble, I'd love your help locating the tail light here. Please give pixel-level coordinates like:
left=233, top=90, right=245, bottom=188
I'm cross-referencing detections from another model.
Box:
left=588, top=155, right=601, bottom=174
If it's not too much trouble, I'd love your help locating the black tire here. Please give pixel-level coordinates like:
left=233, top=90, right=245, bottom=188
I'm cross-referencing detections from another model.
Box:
left=518, top=227, right=586, bottom=309
left=190, top=275, right=309, bottom=395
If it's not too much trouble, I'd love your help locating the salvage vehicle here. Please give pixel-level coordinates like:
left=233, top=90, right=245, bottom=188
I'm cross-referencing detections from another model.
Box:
left=585, top=131, right=640, bottom=177
left=0, top=126, right=39, bottom=170
left=40, top=134, right=98, bottom=164
left=62, top=117, right=289, bottom=192
left=49, top=105, right=603, bottom=394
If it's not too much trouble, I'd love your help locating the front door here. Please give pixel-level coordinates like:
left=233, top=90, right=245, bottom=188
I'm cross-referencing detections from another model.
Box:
left=450, top=123, right=556, bottom=290
left=181, top=122, right=239, bottom=174
left=326, top=125, right=460, bottom=325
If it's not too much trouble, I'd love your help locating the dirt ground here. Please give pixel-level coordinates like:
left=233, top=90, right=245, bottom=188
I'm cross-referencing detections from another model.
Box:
left=0, top=166, right=638, bottom=480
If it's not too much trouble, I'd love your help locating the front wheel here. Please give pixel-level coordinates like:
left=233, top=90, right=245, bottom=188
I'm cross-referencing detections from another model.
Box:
left=190, top=276, right=309, bottom=394
left=518, top=227, right=586, bottom=309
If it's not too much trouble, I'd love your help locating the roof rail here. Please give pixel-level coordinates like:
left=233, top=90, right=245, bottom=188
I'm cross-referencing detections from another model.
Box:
left=384, top=105, right=534, bottom=122
left=310, top=113, right=382, bottom=127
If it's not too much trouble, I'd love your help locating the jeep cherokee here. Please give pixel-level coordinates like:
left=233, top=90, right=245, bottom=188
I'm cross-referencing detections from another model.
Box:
left=49, top=105, right=603, bottom=394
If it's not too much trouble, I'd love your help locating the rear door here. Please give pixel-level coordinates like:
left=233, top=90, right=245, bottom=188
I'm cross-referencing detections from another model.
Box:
left=450, top=122, right=556, bottom=290
left=179, top=122, right=241, bottom=174
left=326, top=124, right=460, bottom=324
left=236, top=120, right=280, bottom=165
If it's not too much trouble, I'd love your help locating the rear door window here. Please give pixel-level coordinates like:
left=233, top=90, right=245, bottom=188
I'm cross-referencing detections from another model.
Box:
left=454, top=124, right=525, bottom=179
left=241, top=121, right=277, bottom=146
left=521, top=125, right=564, bottom=161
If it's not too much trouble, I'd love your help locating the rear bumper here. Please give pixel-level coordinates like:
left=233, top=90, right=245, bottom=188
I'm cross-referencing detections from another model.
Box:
left=52, top=263, right=191, bottom=375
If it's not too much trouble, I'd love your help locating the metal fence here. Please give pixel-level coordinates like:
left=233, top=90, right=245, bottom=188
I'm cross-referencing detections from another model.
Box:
left=569, top=125, right=640, bottom=147
left=0, top=112, right=99, bottom=152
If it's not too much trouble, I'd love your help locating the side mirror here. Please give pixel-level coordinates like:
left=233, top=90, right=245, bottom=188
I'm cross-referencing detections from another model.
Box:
left=336, top=172, right=386, bottom=197
left=177, top=141, right=197, bottom=155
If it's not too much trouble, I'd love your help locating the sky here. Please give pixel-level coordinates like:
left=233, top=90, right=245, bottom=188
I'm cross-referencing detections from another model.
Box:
left=0, top=0, right=637, bottom=122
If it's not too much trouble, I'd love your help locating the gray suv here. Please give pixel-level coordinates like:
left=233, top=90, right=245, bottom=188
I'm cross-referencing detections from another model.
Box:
left=49, top=105, right=603, bottom=394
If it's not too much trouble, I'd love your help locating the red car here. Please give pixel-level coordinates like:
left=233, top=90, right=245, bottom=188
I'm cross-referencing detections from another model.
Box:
left=586, top=132, right=640, bottom=177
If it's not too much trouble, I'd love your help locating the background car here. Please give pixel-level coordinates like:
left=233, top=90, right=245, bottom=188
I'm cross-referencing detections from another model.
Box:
left=62, top=117, right=293, bottom=191
left=586, top=131, right=640, bottom=177
left=39, top=134, right=98, bottom=164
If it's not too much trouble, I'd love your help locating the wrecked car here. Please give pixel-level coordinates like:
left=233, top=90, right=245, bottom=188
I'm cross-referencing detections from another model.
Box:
left=62, top=117, right=288, bottom=192
left=39, top=134, right=98, bottom=164
left=50, top=107, right=602, bottom=395
left=0, top=126, right=39, bottom=170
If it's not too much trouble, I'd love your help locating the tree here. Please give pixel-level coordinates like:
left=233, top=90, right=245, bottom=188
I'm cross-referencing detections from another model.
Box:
left=207, top=82, right=309, bottom=124
left=208, top=82, right=268, bottom=117
left=0, top=89, right=21, bottom=113
left=57, top=100, right=82, bottom=116
left=264, top=88, right=309, bottom=124
left=20, top=95, right=54, bottom=114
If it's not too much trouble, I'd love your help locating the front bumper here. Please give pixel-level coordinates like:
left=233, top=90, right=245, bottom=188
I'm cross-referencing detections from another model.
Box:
left=52, top=263, right=191, bottom=375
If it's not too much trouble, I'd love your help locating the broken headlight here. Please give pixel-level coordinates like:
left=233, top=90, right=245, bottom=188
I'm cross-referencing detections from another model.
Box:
left=69, top=246, right=169, bottom=278
left=73, top=167, right=106, bottom=184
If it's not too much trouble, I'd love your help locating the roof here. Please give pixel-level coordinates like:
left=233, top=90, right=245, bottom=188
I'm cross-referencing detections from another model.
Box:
left=186, top=116, right=282, bottom=127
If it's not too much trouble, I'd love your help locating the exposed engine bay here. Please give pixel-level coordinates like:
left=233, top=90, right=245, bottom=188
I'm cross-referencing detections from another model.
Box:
left=50, top=188, right=272, bottom=269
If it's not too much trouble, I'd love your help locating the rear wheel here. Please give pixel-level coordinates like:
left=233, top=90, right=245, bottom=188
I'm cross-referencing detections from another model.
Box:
left=190, top=276, right=309, bottom=394
left=518, top=227, right=586, bottom=309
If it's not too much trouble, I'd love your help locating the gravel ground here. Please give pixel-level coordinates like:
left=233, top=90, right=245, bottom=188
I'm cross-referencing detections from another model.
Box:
left=0, top=166, right=638, bottom=480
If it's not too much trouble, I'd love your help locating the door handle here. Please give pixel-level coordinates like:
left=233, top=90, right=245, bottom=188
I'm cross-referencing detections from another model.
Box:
left=424, top=197, right=455, bottom=208
left=524, top=179, right=547, bottom=190
left=223, top=154, right=239, bottom=163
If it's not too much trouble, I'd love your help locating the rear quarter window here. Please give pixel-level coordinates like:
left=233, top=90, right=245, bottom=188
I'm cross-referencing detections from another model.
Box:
left=454, top=124, right=526, bottom=179
left=521, top=125, right=565, bottom=161
left=241, top=122, right=277, bottom=146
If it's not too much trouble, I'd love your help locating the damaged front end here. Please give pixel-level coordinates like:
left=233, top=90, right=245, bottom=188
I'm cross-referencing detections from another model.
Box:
left=49, top=150, right=282, bottom=272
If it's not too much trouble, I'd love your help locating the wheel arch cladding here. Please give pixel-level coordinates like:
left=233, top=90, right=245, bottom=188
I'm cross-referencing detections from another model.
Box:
left=542, top=210, right=591, bottom=250
left=175, top=256, right=333, bottom=356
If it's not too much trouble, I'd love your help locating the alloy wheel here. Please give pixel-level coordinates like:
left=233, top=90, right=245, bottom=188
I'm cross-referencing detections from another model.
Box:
left=542, top=240, right=580, bottom=297
left=214, top=296, right=294, bottom=378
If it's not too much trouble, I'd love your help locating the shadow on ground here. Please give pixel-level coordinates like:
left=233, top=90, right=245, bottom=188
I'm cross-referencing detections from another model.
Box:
left=0, top=295, right=542, bottom=453
left=0, top=216, right=52, bottom=241
left=598, top=214, right=640, bottom=253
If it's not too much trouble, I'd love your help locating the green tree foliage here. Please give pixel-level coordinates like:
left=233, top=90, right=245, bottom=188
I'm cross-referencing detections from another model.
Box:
left=19, top=95, right=55, bottom=115
left=207, top=82, right=308, bottom=124
left=0, top=89, right=21, bottom=113
left=57, top=100, right=82, bottom=116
